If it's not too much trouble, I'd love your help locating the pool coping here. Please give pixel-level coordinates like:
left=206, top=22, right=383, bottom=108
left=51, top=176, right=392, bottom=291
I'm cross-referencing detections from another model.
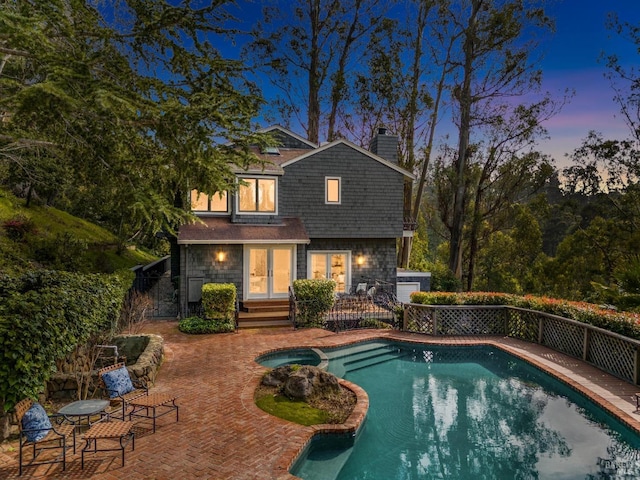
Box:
left=258, top=332, right=640, bottom=479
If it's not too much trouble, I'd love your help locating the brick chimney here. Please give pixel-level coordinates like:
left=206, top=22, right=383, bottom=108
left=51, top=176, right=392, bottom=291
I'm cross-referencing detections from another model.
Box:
left=369, top=127, right=399, bottom=164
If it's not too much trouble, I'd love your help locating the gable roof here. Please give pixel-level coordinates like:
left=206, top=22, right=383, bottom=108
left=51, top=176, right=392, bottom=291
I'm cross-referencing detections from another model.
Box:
left=259, top=125, right=318, bottom=149
left=280, top=138, right=416, bottom=180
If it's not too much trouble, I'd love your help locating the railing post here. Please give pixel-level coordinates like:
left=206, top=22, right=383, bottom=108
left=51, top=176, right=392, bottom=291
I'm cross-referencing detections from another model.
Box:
left=433, top=308, right=439, bottom=336
left=503, top=307, right=509, bottom=336
left=635, top=348, right=640, bottom=386
left=403, top=306, right=408, bottom=331
left=537, top=315, right=544, bottom=345
left=583, top=327, right=590, bottom=361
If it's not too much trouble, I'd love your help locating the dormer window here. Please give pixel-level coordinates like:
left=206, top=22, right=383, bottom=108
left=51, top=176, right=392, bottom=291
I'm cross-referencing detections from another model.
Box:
left=262, top=146, right=281, bottom=155
left=190, top=189, right=228, bottom=213
left=238, top=177, right=277, bottom=213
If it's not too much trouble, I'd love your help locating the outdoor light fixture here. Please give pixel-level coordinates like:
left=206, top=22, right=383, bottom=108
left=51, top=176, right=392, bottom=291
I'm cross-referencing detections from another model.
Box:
left=356, top=254, right=365, bottom=266
left=216, top=250, right=226, bottom=262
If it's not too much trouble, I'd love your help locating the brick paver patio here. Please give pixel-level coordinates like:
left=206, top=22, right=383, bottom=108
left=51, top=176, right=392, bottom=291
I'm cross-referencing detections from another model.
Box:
left=2, top=323, right=640, bottom=479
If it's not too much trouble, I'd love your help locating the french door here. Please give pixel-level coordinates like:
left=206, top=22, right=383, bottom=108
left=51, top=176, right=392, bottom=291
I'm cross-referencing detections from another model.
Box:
left=245, top=245, right=295, bottom=299
left=308, top=251, right=350, bottom=293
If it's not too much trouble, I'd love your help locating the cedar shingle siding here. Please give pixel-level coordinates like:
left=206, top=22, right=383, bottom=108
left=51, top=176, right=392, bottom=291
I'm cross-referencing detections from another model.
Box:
left=178, top=127, right=412, bottom=308
left=280, top=143, right=404, bottom=238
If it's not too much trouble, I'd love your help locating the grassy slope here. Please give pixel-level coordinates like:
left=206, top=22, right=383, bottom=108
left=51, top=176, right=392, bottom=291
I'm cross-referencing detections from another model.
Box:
left=0, top=188, right=157, bottom=274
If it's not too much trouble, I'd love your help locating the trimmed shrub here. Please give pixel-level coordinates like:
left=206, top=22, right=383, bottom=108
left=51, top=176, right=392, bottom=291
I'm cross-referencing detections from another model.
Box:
left=201, top=283, right=236, bottom=321
left=0, top=269, right=133, bottom=413
left=178, top=316, right=235, bottom=334
left=293, top=279, right=335, bottom=327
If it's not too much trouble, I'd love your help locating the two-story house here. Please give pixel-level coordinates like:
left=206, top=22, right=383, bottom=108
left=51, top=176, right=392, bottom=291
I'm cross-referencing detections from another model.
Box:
left=177, top=125, right=415, bottom=324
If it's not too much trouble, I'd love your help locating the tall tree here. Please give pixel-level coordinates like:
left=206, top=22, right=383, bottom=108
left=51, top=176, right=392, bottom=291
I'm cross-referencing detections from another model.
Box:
left=464, top=100, right=557, bottom=289
left=446, top=0, right=554, bottom=281
left=0, top=0, right=263, bottom=249
left=350, top=0, right=447, bottom=268
left=244, top=0, right=386, bottom=144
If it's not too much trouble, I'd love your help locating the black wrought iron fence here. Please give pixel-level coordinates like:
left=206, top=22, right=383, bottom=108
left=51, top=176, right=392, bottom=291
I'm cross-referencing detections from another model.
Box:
left=289, top=281, right=402, bottom=332
left=129, top=255, right=177, bottom=319
left=130, top=255, right=170, bottom=293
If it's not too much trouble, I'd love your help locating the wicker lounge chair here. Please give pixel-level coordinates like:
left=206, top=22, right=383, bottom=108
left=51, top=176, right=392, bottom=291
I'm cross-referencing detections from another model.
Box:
left=98, top=362, right=148, bottom=420
left=15, top=398, right=75, bottom=476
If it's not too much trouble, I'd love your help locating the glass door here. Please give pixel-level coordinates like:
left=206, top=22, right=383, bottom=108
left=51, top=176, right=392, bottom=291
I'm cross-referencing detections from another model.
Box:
left=246, top=246, right=294, bottom=299
left=248, top=248, right=268, bottom=297
left=309, top=252, right=349, bottom=293
left=272, top=248, right=292, bottom=296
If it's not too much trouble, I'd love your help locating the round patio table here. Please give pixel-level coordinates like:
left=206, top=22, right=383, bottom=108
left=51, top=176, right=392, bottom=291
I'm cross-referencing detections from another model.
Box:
left=57, top=399, right=110, bottom=453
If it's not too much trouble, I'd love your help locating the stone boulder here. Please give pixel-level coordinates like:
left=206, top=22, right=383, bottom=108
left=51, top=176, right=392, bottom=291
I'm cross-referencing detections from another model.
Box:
left=262, top=365, right=340, bottom=400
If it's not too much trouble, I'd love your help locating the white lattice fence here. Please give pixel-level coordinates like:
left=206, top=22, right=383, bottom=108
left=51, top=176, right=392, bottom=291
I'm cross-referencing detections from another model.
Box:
left=541, top=316, right=585, bottom=358
left=402, top=304, right=640, bottom=385
left=506, top=309, right=539, bottom=342
left=403, top=305, right=504, bottom=335
left=588, top=331, right=636, bottom=383
left=404, top=305, right=434, bottom=334
left=436, top=307, right=504, bottom=335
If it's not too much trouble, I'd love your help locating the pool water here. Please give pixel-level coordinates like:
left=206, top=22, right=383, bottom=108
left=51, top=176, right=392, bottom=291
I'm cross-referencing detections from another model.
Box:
left=291, top=341, right=640, bottom=480
left=256, top=348, right=321, bottom=368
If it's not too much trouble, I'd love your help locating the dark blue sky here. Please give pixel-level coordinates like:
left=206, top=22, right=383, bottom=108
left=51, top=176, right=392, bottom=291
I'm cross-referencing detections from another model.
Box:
left=530, top=0, right=639, bottom=163
left=228, top=0, right=639, bottom=165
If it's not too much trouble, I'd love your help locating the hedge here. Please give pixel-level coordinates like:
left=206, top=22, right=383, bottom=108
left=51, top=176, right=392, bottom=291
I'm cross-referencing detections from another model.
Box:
left=201, top=283, right=236, bottom=321
left=0, top=269, right=133, bottom=413
left=409, top=291, right=640, bottom=340
left=178, top=316, right=235, bottom=334
left=292, top=279, right=335, bottom=327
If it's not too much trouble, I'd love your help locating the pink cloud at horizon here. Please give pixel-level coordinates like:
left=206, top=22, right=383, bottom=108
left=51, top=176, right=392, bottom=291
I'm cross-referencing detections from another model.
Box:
left=536, top=68, right=632, bottom=165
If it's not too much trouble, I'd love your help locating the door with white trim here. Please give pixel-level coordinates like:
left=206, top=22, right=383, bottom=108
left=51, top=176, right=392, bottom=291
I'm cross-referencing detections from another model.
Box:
left=245, top=245, right=294, bottom=299
left=308, top=251, right=351, bottom=293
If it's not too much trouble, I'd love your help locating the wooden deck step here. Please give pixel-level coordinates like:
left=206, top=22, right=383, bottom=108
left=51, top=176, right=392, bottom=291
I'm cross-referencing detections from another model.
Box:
left=241, top=300, right=289, bottom=310
left=237, top=319, right=293, bottom=329
left=237, top=310, right=289, bottom=320
left=237, top=300, right=291, bottom=329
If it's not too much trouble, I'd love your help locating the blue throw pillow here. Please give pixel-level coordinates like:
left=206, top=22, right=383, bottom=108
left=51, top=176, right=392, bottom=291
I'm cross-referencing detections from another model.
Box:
left=22, top=403, right=52, bottom=442
left=102, top=366, right=135, bottom=398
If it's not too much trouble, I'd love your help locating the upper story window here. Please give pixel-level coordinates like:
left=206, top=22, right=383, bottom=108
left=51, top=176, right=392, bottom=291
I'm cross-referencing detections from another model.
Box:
left=238, top=177, right=276, bottom=213
left=190, top=189, right=228, bottom=213
left=325, top=177, right=341, bottom=204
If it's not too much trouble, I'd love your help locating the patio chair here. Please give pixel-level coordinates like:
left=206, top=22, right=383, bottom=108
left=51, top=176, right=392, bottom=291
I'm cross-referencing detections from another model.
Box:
left=15, top=398, right=75, bottom=476
left=98, top=363, right=148, bottom=420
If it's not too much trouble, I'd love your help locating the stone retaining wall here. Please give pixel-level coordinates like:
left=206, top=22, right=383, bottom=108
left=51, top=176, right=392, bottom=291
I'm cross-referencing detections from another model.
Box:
left=46, top=334, right=164, bottom=401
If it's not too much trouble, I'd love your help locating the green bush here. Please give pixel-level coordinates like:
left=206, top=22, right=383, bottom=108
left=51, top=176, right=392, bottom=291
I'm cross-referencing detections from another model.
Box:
left=0, top=269, right=133, bottom=413
left=201, top=283, right=236, bottom=321
left=178, top=316, right=235, bottom=334
left=293, top=279, right=335, bottom=327
left=32, top=232, right=89, bottom=271
left=359, top=319, right=393, bottom=329
left=409, top=291, right=640, bottom=340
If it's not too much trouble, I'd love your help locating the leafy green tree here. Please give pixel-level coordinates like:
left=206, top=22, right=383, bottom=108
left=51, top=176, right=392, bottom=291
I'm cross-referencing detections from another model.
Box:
left=446, top=0, right=554, bottom=281
left=350, top=0, right=446, bottom=268
left=475, top=205, right=546, bottom=293
left=0, top=0, right=263, bottom=250
left=244, top=0, right=387, bottom=144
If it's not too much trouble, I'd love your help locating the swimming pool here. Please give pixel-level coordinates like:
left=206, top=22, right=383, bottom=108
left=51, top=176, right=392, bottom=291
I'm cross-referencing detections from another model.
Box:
left=290, top=340, right=640, bottom=480
left=255, top=348, right=324, bottom=368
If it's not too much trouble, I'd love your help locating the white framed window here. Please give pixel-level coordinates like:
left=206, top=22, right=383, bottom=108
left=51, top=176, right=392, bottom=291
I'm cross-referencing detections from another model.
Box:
left=307, top=251, right=351, bottom=293
left=238, top=176, right=277, bottom=214
left=190, top=189, right=228, bottom=214
left=325, top=177, right=341, bottom=204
